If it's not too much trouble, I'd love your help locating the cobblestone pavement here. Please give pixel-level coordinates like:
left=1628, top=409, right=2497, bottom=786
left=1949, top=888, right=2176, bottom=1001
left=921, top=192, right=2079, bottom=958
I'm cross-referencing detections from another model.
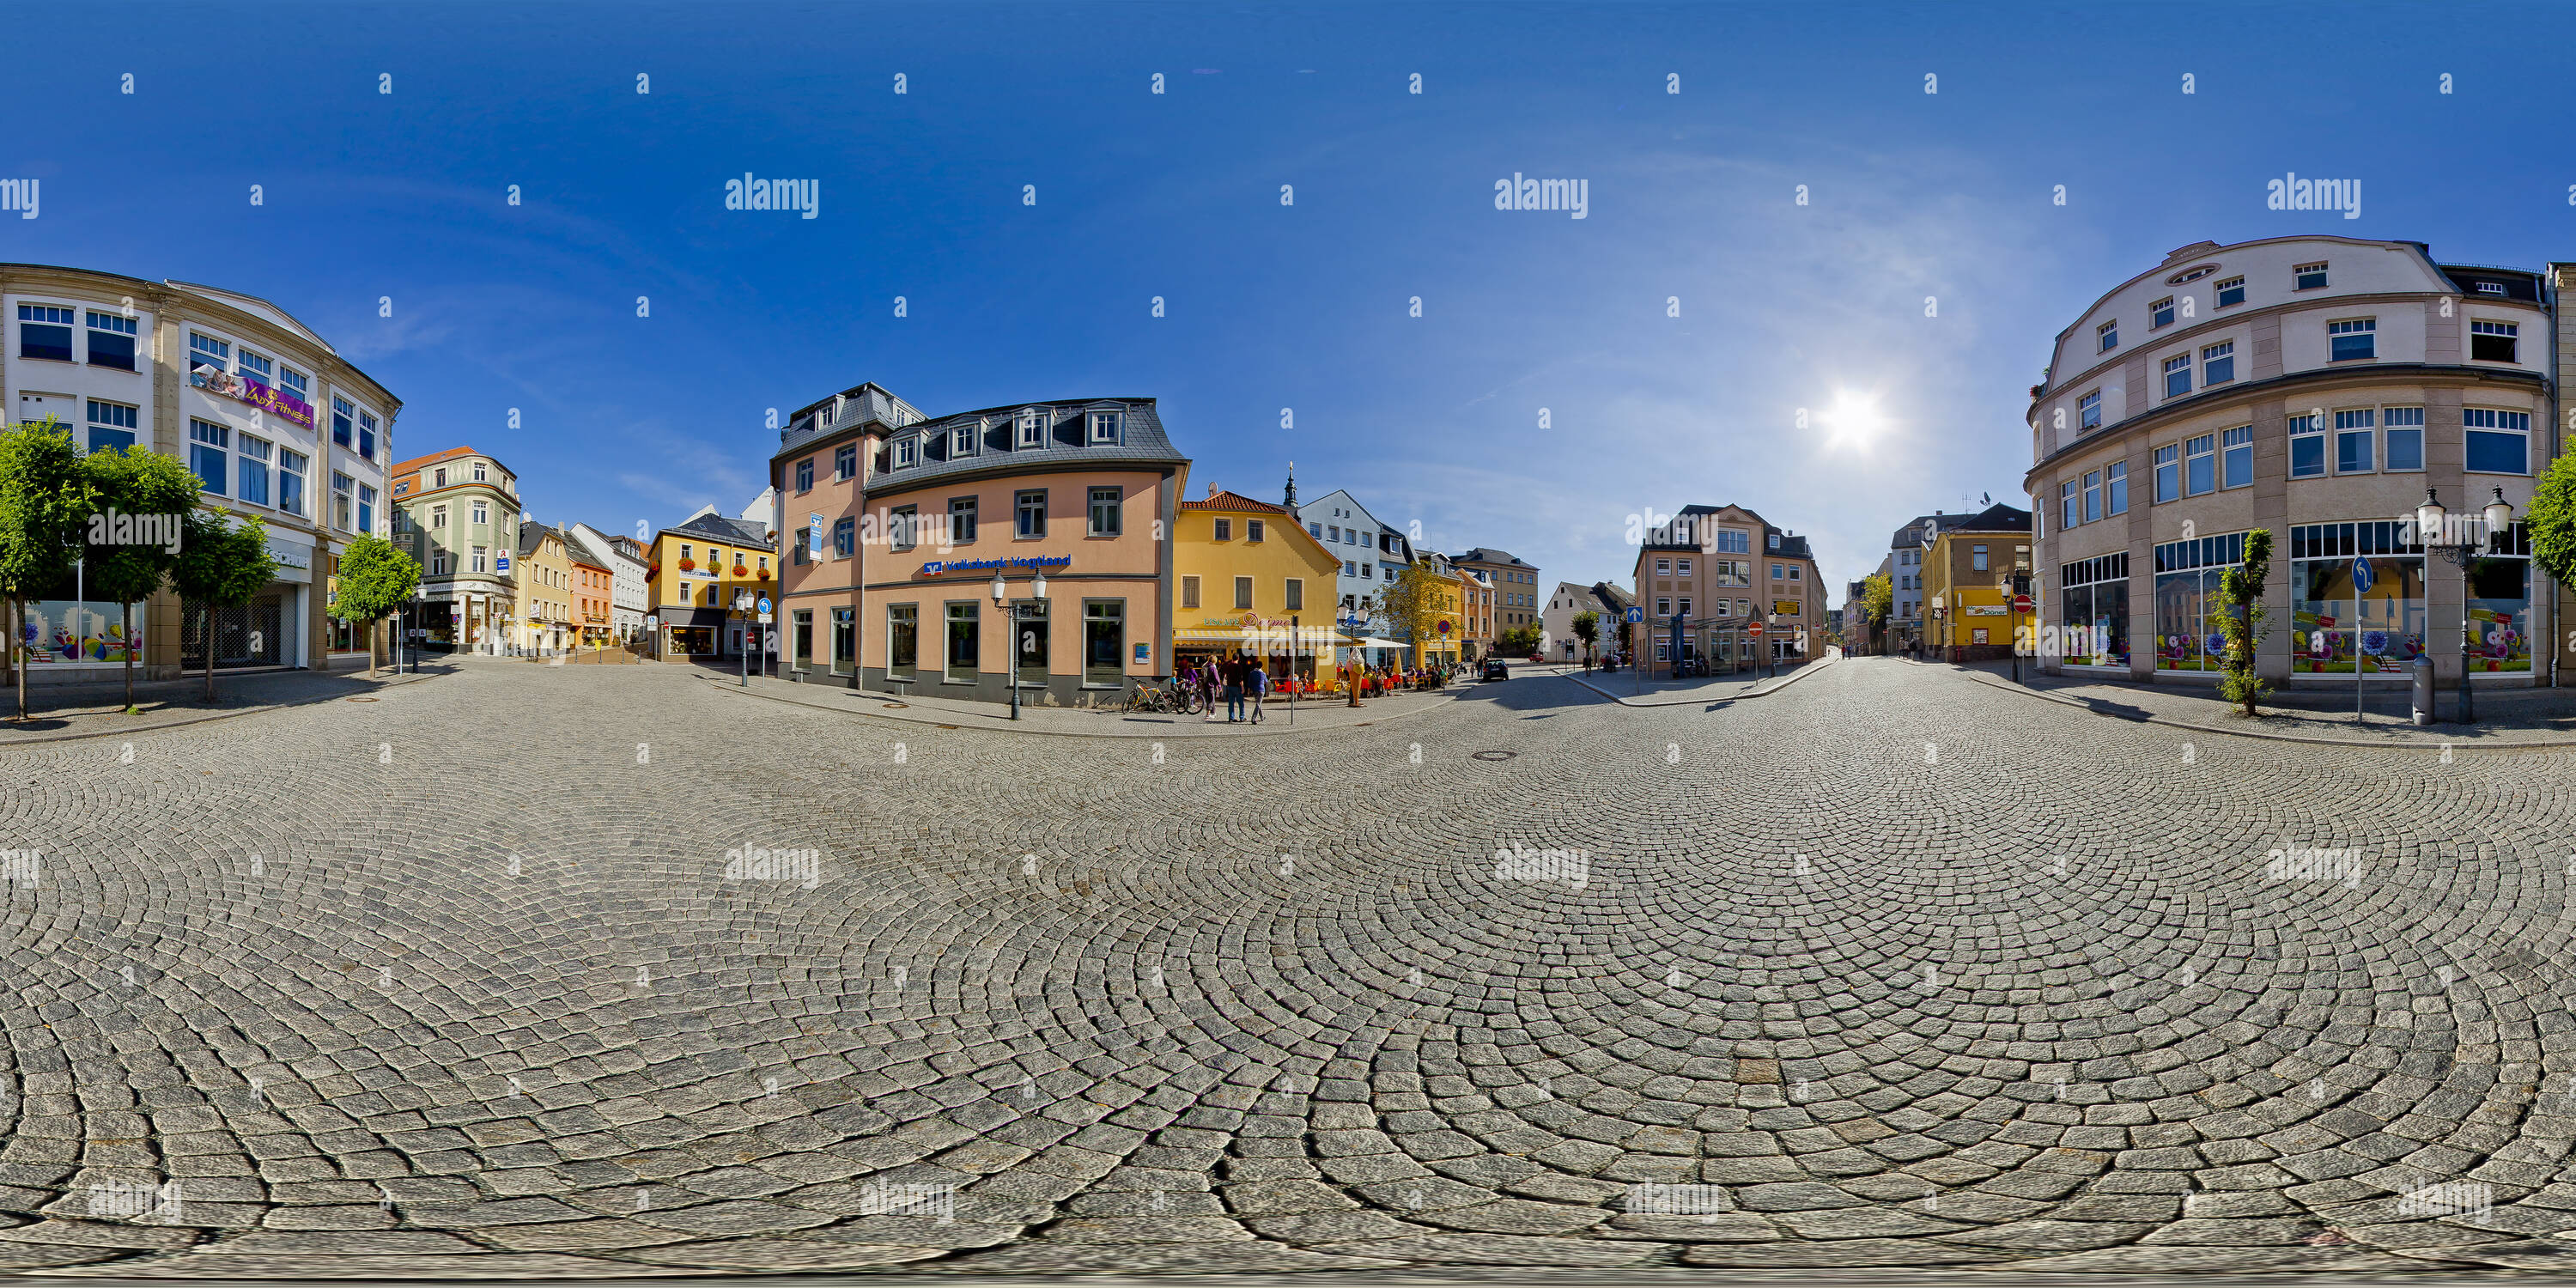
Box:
left=6, top=654, right=2576, bottom=1279
left=1929, top=659, right=2576, bottom=749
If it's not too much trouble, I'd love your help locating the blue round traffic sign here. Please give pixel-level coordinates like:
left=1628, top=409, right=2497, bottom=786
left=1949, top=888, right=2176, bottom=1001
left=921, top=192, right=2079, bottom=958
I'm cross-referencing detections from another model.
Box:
left=2352, top=557, right=2372, bottom=594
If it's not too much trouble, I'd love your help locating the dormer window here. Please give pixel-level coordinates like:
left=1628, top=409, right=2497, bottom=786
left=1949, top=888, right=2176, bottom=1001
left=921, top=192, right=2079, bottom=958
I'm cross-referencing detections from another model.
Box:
left=1767, top=532, right=1781, bottom=550
left=894, top=436, right=917, bottom=468
left=831, top=394, right=846, bottom=422
left=1018, top=409, right=1046, bottom=448
left=1089, top=410, right=1121, bottom=444
left=2096, top=319, right=2117, bottom=352
left=953, top=422, right=979, bottom=458
left=2476, top=282, right=2506, bottom=296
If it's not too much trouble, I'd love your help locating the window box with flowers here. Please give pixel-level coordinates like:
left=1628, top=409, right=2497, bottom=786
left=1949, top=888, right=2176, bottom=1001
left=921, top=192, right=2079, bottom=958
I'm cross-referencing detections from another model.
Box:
left=732, top=563, right=750, bottom=578
left=677, top=557, right=696, bottom=572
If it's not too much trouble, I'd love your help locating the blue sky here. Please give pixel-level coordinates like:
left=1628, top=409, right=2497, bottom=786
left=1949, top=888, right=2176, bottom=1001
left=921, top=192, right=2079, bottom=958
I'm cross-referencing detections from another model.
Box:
left=10, top=1, right=2576, bottom=597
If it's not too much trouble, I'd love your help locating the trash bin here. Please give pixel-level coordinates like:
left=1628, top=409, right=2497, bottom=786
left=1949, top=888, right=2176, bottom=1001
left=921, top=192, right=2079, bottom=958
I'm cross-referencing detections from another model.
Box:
left=2412, top=655, right=2434, bottom=726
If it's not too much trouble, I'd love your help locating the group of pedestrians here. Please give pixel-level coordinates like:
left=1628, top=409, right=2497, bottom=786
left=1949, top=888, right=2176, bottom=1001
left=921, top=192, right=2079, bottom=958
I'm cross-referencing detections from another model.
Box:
left=1181, top=653, right=1273, bottom=723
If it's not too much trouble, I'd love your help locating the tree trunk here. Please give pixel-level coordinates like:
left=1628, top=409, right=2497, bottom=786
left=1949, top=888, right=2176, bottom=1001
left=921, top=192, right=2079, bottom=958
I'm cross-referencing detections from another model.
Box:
left=121, top=602, right=135, bottom=712
left=202, top=607, right=216, bottom=702
left=368, top=617, right=380, bottom=680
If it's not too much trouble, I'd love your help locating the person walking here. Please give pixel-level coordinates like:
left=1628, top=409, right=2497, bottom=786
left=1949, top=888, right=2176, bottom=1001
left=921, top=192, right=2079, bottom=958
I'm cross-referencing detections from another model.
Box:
left=1222, top=654, right=1247, bottom=723
left=1200, top=659, right=1222, bottom=720
left=1250, top=662, right=1270, bottom=724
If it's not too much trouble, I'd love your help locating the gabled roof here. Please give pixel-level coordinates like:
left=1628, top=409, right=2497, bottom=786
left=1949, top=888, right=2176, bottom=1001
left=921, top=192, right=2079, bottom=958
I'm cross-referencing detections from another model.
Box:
left=1181, top=488, right=1290, bottom=513
left=1454, top=547, right=1532, bottom=568
left=1893, top=503, right=2029, bottom=548
left=663, top=512, right=773, bottom=547
left=1590, top=583, right=1634, bottom=612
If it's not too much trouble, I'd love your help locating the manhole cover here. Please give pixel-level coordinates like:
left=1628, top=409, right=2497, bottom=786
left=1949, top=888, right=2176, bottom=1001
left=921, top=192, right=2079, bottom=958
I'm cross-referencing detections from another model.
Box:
left=346, top=696, right=379, bottom=702
left=1472, top=750, right=1517, bottom=762
left=882, top=702, right=909, bottom=709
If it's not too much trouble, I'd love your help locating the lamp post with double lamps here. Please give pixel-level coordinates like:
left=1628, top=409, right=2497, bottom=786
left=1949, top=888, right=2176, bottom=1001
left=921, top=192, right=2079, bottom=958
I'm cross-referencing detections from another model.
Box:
left=2415, top=487, right=2514, bottom=725
left=993, top=568, right=1049, bottom=720
left=732, top=590, right=754, bottom=687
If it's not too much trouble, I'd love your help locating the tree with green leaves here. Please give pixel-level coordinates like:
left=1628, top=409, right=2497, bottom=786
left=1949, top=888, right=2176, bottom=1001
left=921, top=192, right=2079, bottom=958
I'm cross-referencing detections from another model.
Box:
left=329, top=534, right=422, bottom=679
left=1571, top=609, right=1600, bottom=663
left=1861, top=573, right=1893, bottom=650
left=82, top=444, right=204, bottom=712
left=169, top=508, right=276, bottom=702
left=0, top=419, right=95, bottom=721
left=2218, top=528, right=2274, bottom=717
left=1498, top=623, right=1543, bottom=656
left=2529, top=449, right=2576, bottom=607
left=1378, top=562, right=1449, bottom=668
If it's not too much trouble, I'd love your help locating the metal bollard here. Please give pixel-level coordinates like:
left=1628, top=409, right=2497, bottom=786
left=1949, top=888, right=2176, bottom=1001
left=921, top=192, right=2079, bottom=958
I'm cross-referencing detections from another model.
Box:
left=2412, top=655, right=2434, bottom=726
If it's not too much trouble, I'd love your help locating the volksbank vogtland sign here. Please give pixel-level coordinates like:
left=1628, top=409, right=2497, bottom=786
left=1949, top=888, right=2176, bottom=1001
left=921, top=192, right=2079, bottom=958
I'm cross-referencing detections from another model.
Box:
left=920, top=555, right=1071, bottom=577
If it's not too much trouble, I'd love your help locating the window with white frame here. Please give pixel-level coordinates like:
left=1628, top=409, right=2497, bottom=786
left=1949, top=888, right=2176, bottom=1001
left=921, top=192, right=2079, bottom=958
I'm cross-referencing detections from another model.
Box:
left=2162, top=354, right=2192, bottom=398
left=2288, top=413, right=2324, bottom=478
left=2082, top=470, right=2101, bottom=524
left=2335, top=409, right=2375, bottom=474
left=333, top=471, right=354, bottom=530
left=472, top=460, right=487, bottom=482
left=2202, top=340, right=2234, bottom=386
left=2150, top=296, right=2175, bottom=329
left=2384, top=406, right=2425, bottom=471
left=279, top=449, right=307, bottom=515
left=431, top=550, right=448, bottom=575
left=277, top=365, right=309, bottom=402
left=2464, top=408, right=2530, bottom=474
left=2328, top=318, right=2375, bottom=361
left=2222, top=425, right=2253, bottom=489
left=237, top=348, right=274, bottom=387
left=358, top=409, right=379, bottom=459
left=331, top=397, right=355, bottom=448
left=953, top=422, right=978, bottom=457
left=2154, top=443, right=2178, bottom=503
left=2184, top=433, right=2215, bottom=495
left=190, top=419, right=228, bottom=495
left=471, top=501, right=488, bottom=526
left=188, top=331, right=228, bottom=375
left=2294, top=262, right=2328, bottom=290
left=85, top=400, right=137, bottom=454
left=895, top=436, right=917, bottom=467
left=2215, top=276, right=2245, bottom=308
left=84, top=311, right=137, bottom=370
left=2471, top=320, right=2518, bottom=363
left=472, top=545, right=488, bottom=574
left=1018, top=409, right=1046, bottom=447
left=2097, top=319, right=2117, bottom=352
left=2105, top=460, right=2128, bottom=515
left=2079, top=389, right=2101, bottom=429
left=237, top=436, right=272, bottom=506
left=1089, top=410, right=1121, bottom=443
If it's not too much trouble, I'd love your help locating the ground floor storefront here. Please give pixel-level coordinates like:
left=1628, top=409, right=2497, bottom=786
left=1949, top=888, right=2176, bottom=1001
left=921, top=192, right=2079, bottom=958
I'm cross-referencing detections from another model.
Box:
left=2052, top=520, right=2546, bottom=685
left=848, top=576, right=1163, bottom=707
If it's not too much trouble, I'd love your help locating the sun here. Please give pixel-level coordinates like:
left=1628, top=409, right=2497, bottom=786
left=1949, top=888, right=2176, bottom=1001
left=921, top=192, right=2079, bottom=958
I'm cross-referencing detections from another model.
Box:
left=1817, top=391, right=1886, bottom=451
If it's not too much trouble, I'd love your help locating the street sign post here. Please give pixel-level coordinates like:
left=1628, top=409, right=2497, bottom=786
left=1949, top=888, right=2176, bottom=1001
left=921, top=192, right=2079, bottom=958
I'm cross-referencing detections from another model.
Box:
left=2353, top=557, right=2374, bottom=720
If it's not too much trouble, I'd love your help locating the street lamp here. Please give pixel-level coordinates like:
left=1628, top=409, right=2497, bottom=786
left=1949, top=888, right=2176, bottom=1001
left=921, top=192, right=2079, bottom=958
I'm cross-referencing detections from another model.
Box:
left=2416, top=487, right=2514, bottom=724
left=410, top=584, right=429, bottom=674
left=732, top=589, right=755, bottom=687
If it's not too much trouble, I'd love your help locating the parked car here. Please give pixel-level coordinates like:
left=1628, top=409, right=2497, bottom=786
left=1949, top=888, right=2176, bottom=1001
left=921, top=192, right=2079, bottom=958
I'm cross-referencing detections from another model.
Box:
left=1480, top=659, right=1510, bottom=681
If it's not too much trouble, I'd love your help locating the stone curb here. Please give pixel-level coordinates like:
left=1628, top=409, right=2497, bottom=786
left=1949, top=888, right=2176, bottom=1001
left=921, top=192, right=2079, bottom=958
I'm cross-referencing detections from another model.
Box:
left=1565, top=653, right=1837, bottom=708
left=1945, top=662, right=2576, bottom=751
left=0, top=670, right=447, bottom=747
left=706, top=675, right=1462, bottom=740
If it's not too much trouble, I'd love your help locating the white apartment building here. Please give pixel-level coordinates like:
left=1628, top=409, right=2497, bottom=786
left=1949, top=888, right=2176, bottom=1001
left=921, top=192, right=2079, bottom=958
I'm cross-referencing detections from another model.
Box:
left=568, top=521, right=650, bottom=641
left=4, top=264, right=398, bottom=680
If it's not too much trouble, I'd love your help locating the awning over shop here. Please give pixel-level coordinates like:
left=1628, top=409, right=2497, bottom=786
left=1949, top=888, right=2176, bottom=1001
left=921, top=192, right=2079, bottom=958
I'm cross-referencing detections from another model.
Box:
left=1344, top=636, right=1410, bottom=651
left=1173, top=627, right=1343, bottom=647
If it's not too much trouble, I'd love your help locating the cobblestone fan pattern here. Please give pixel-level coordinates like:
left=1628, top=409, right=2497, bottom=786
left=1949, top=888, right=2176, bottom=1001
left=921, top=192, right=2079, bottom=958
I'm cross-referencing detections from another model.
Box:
left=4, top=657, right=2576, bottom=1278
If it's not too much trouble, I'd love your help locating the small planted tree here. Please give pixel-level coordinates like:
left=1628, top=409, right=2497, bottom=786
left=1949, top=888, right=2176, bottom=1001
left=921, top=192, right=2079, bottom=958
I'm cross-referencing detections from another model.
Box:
left=2218, top=527, right=2274, bottom=717
left=169, top=508, right=276, bottom=702
left=82, top=444, right=204, bottom=712
left=0, top=419, right=94, bottom=721
left=329, top=534, right=422, bottom=679
left=1862, top=573, right=1893, bottom=653
left=1378, top=562, right=1447, bottom=669
left=1571, top=610, right=1599, bottom=663
left=2529, top=450, right=2576, bottom=611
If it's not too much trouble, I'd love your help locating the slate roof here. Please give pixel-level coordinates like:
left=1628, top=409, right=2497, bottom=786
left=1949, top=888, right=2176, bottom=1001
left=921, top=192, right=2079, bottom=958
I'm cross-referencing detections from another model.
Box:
left=1641, top=504, right=1813, bottom=559
left=863, top=399, right=1187, bottom=494
left=663, top=512, right=774, bottom=548
left=1454, top=548, right=1532, bottom=568
left=1893, top=503, right=2030, bottom=549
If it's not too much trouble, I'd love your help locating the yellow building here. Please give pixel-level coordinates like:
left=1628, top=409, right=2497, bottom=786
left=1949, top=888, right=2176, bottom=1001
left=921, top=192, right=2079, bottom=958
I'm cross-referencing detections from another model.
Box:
left=1921, top=503, right=2033, bottom=662
left=1172, top=489, right=1343, bottom=680
left=1411, top=554, right=1467, bottom=666
left=513, top=525, right=575, bottom=655
left=648, top=507, right=776, bottom=659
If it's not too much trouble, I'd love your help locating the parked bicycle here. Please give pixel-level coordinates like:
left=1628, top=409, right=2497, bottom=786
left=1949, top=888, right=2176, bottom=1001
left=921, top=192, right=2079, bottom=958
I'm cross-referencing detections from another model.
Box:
left=1125, top=677, right=1203, bottom=714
